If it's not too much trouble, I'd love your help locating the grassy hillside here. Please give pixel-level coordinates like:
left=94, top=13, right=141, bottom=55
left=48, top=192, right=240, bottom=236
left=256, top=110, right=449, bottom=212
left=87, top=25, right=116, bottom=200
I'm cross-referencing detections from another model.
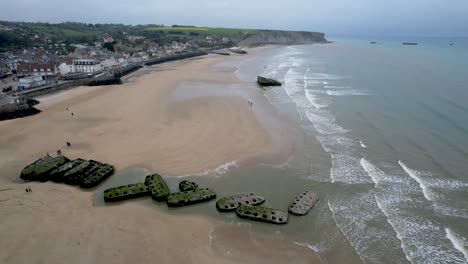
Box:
left=145, top=26, right=257, bottom=43
left=0, top=21, right=326, bottom=50
left=0, top=21, right=257, bottom=48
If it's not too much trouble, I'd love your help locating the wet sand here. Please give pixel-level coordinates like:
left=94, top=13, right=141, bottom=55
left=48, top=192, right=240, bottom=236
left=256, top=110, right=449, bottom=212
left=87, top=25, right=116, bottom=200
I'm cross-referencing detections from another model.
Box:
left=0, top=49, right=322, bottom=263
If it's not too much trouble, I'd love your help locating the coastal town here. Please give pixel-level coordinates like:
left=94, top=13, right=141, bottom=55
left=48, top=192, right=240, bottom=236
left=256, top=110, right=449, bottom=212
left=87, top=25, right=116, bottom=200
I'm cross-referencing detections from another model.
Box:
left=0, top=21, right=326, bottom=120
left=0, top=22, right=237, bottom=95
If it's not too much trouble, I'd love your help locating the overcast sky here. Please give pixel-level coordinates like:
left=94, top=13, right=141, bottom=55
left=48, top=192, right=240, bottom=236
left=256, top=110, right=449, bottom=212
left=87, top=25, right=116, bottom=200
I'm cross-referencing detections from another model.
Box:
left=1, top=0, right=468, bottom=37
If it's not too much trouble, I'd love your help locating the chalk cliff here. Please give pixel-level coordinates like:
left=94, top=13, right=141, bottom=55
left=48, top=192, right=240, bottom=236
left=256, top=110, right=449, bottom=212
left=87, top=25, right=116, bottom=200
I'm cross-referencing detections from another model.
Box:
left=238, top=30, right=328, bottom=46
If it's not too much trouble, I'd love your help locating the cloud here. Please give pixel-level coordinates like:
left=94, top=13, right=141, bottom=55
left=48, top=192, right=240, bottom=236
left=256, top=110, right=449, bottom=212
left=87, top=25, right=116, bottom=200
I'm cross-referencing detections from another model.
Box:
left=1, top=0, right=467, bottom=36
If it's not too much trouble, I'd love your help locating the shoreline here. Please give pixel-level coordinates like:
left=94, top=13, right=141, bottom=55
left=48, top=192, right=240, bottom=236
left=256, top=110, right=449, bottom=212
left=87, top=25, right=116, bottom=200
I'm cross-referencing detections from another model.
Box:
left=0, top=46, right=323, bottom=264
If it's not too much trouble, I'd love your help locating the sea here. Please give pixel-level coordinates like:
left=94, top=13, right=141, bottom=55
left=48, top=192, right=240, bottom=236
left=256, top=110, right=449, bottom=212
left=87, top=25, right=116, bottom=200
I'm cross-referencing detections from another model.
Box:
left=100, top=37, right=468, bottom=263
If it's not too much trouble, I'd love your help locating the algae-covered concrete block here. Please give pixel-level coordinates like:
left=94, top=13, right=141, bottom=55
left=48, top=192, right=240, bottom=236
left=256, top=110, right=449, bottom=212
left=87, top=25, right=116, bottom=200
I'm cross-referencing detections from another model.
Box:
left=144, top=174, right=170, bottom=201
left=103, top=182, right=150, bottom=202
left=257, top=76, right=282, bottom=86
left=20, top=156, right=70, bottom=182
left=49, top=158, right=87, bottom=182
left=178, top=180, right=198, bottom=192
left=236, top=205, right=288, bottom=224
left=216, top=193, right=265, bottom=212
left=80, top=163, right=115, bottom=188
left=288, top=191, right=319, bottom=216
left=62, top=160, right=101, bottom=185
left=166, top=188, right=216, bottom=207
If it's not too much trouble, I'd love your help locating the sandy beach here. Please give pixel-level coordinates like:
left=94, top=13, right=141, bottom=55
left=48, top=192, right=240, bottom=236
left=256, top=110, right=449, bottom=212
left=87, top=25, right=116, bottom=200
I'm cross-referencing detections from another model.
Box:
left=0, top=49, right=322, bottom=263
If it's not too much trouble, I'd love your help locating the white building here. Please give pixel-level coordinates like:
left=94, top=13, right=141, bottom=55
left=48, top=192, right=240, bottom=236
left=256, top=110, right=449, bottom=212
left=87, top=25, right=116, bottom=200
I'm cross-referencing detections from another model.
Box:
left=58, top=57, right=74, bottom=75
left=73, top=59, right=102, bottom=73
left=18, top=76, right=46, bottom=89
left=59, top=59, right=102, bottom=75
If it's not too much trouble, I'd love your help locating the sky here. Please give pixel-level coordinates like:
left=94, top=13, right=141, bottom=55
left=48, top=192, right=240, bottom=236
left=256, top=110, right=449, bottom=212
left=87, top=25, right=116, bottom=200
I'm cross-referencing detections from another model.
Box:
left=1, top=0, right=468, bottom=37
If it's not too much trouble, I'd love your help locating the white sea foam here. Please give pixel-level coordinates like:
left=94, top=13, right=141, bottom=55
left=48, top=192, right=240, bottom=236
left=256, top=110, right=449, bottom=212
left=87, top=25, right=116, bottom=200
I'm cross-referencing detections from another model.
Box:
left=374, top=197, right=412, bottom=263
left=305, top=73, right=342, bottom=80
left=445, top=228, right=468, bottom=261
left=324, top=85, right=352, bottom=89
left=360, top=158, right=384, bottom=186
left=374, top=190, right=465, bottom=264
left=398, top=160, right=434, bottom=201
left=326, top=90, right=369, bottom=96
left=214, top=160, right=238, bottom=174
left=330, top=154, right=373, bottom=184
left=360, top=140, right=367, bottom=148
left=328, top=193, right=409, bottom=264
left=306, top=111, right=349, bottom=134
left=428, top=178, right=468, bottom=190
left=305, top=89, right=329, bottom=109
left=434, top=204, right=468, bottom=219
left=208, top=228, right=215, bottom=246
left=327, top=200, right=366, bottom=264
left=363, top=161, right=467, bottom=263
left=292, top=241, right=326, bottom=253
left=175, top=160, right=238, bottom=178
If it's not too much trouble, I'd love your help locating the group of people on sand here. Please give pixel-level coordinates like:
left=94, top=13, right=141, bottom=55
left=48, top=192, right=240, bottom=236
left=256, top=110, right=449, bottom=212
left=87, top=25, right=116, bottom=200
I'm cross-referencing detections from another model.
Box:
left=47, top=141, right=70, bottom=157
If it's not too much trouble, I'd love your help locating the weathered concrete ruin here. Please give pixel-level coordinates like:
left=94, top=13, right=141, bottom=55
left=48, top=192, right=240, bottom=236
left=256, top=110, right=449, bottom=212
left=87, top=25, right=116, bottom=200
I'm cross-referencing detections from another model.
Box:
left=216, top=193, right=265, bottom=212
left=20, top=156, right=114, bottom=188
left=236, top=205, right=288, bottom=224
left=257, top=76, right=282, bottom=86
left=178, top=180, right=198, bottom=191
left=145, top=174, right=170, bottom=201
left=104, top=182, right=150, bottom=202
left=166, top=188, right=216, bottom=207
left=20, top=156, right=70, bottom=182
left=288, top=191, right=319, bottom=216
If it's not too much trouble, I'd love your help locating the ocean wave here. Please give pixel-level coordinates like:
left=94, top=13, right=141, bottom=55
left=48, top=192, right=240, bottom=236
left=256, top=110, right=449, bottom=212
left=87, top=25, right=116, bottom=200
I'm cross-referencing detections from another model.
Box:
left=361, top=160, right=467, bottom=263
left=435, top=204, right=468, bottom=219
left=398, top=160, right=434, bottom=202
left=398, top=160, right=468, bottom=203
left=326, top=90, right=369, bottom=96
left=175, top=160, right=238, bottom=178
left=208, top=228, right=216, bottom=246
left=292, top=241, right=326, bottom=253
left=305, top=73, right=343, bottom=80
left=324, top=85, right=352, bottom=89
left=375, top=187, right=465, bottom=264
left=330, top=154, right=373, bottom=184
left=360, top=158, right=385, bottom=187
left=328, top=193, right=409, bottom=264
left=314, top=134, right=357, bottom=155
left=374, top=197, right=412, bottom=263
left=214, top=160, right=238, bottom=174
left=305, top=89, right=329, bottom=109
left=306, top=110, right=349, bottom=134
left=445, top=228, right=468, bottom=262
left=360, top=140, right=367, bottom=148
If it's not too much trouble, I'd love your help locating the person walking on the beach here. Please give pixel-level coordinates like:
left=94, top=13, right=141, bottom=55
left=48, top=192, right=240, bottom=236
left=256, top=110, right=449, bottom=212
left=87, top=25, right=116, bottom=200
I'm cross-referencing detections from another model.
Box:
left=66, top=142, right=71, bottom=147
